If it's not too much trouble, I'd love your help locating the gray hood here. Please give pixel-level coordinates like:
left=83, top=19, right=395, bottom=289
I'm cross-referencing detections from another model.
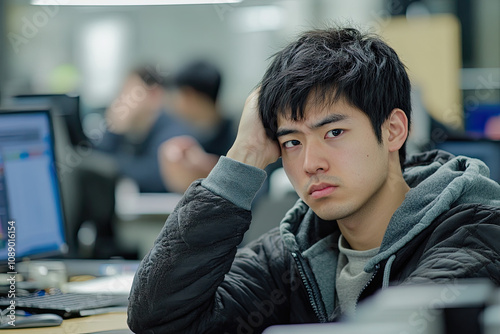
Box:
left=278, top=149, right=500, bottom=316
left=367, top=150, right=500, bottom=272
left=280, top=149, right=500, bottom=268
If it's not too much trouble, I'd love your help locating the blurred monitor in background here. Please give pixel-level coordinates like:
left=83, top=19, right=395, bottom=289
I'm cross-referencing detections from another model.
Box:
left=12, top=94, right=87, bottom=148
left=0, top=107, right=67, bottom=263
left=4, top=94, right=129, bottom=259
left=4, top=94, right=95, bottom=258
left=465, top=104, right=500, bottom=140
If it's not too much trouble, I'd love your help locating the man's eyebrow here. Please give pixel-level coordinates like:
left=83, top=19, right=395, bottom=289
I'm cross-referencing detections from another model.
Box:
left=276, top=114, right=348, bottom=138
left=276, top=128, right=298, bottom=138
left=311, top=114, right=348, bottom=129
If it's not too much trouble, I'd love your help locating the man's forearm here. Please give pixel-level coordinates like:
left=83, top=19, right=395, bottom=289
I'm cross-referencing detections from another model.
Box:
left=127, top=159, right=267, bottom=332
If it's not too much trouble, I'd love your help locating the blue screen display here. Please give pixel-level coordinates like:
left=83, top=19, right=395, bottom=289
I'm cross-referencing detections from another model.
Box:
left=0, top=110, right=67, bottom=262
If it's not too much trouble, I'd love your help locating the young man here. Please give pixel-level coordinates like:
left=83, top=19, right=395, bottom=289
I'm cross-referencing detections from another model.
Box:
left=127, top=27, right=500, bottom=333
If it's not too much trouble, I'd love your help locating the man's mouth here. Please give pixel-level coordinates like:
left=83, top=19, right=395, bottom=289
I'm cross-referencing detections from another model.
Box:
left=308, top=183, right=337, bottom=199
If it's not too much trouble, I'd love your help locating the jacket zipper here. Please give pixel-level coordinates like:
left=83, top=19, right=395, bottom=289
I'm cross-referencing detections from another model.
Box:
left=291, top=252, right=328, bottom=323
left=353, top=263, right=380, bottom=314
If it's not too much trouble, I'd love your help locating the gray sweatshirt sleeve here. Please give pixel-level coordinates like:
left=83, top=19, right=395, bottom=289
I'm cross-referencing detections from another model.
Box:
left=202, top=156, right=267, bottom=210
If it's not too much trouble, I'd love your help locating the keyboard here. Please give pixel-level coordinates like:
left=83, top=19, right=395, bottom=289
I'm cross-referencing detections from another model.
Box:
left=0, top=292, right=129, bottom=319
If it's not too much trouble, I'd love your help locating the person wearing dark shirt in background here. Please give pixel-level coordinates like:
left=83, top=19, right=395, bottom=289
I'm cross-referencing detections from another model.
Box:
left=96, top=65, right=194, bottom=193
left=158, top=60, right=236, bottom=193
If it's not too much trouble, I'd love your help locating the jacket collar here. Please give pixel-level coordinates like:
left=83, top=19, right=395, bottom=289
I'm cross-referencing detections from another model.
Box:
left=279, top=150, right=500, bottom=271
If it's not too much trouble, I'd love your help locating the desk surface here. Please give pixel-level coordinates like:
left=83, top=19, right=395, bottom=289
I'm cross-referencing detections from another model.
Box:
left=18, top=312, right=129, bottom=334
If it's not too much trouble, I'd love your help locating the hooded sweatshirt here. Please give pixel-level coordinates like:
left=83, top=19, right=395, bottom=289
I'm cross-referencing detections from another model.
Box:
left=128, top=150, right=500, bottom=333
left=276, top=150, right=500, bottom=320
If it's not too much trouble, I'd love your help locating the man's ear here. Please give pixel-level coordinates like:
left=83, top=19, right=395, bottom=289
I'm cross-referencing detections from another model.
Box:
left=386, top=108, right=408, bottom=153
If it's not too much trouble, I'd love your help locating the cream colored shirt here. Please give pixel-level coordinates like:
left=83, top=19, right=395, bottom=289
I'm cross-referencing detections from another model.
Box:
left=335, top=235, right=379, bottom=316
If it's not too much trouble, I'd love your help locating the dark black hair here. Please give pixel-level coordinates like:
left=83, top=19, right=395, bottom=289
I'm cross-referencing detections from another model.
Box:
left=259, top=27, right=412, bottom=170
left=173, top=60, right=221, bottom=103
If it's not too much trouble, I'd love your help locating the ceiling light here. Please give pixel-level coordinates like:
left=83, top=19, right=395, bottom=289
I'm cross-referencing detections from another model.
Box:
left=31, top=0, right=242, bottom=6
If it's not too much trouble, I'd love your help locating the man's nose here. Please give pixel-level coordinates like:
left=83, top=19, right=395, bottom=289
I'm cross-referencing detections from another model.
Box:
left=303, top=143, right=329, bottom=175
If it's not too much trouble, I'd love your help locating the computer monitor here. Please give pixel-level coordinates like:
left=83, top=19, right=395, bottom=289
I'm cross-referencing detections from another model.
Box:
left=0, top=107, right=68, bottom=262
left=12, top=94, right=88, bottom=147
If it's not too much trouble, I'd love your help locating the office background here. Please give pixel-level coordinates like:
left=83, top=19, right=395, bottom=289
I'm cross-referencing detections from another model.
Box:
left=1, top=0, right=498, bottom=123
left=0, top=0, right=499, bottom=260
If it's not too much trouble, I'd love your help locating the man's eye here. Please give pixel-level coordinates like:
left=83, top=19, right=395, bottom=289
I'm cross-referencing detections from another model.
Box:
left=283, top=139, right=301, bottom=148
left=326, top=129, right=343, bottom=138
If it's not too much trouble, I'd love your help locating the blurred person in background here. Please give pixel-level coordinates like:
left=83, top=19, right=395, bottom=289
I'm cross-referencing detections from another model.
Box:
left=71, top=65, right=197, bottom=259
left=95, top=65, right=194, bottom=193
left=158, top=60, right=236, bottom=193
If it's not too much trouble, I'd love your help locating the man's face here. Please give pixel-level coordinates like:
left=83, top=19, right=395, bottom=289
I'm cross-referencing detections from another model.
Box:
left=106, top=74, right=156, bottom=134
left=171, top=88, right=197, bottom=121
left=277, top=98, right=391, bottom=222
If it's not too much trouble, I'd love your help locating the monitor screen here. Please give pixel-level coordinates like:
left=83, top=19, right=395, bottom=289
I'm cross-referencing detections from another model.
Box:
left=12, top=94, right=87, bottom=147
left=0, top=108, right=67, bottom=263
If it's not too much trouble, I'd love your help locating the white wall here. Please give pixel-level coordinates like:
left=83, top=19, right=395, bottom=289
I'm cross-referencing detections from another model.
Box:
left=2, top=1, right=316, bottom=117
left=4, top=0, right=496, bottom=122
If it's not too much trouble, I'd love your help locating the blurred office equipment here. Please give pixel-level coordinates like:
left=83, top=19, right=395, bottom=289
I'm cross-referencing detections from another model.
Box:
left=0, top=107, right=68, bottom=261
left=264, top=280, right=500, bottom=334
left=437, top=69, right=500, bottom=183
left=464, top=102, right=500, bottom=140
left=483, top=289, right=500, bottom=334
left=12, top=94, right=88, bottom=148
left=461, top=67, right=500, bottom=141
left=8, top=94, right=90, bottom=257
left=6, top=94, right=121, bottom=259
left=263, top=322, right=421, bottom=334
left=0, top=107, right=135, bottom=331
left=379, top=14, right=500, bottom=185
left=429, top=106, right=500, bottom=184
left=0, top=291, right=128, bottom=319
left=354, top=280, right=494, bottom=334
left=5, top=81, right=189, bottom=260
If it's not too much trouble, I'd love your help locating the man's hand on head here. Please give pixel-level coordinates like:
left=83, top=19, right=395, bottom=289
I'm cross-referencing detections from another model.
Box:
left=227, top=89, right=280, bottom=170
